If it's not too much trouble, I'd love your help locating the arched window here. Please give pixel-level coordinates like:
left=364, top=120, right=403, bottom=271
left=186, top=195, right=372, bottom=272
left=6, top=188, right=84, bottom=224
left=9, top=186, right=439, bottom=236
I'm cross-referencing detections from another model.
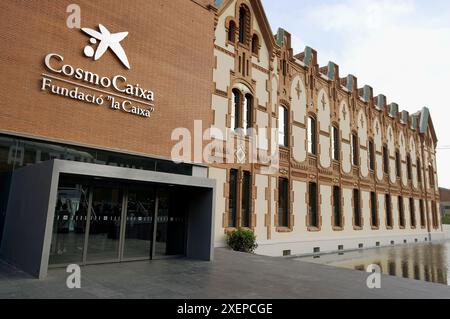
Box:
left=278, top=106, right=288, bottom=147
left=429, top=164, right=435, bottom=187
left=228, top=21, right=236, bottom=43
left=352, top=133, right=359, bottom=166
left=395, top=150, right=401, bottom=178
left=417, top=158, right=422, bottom=184
left=382, top=144, right=389, bottom=174
left=332, top=125, right=340, bottom=161
left=243, top=94, right=253, bottom=133
left=308, top=116, right=317, bottom=155
left=231, top=89, right=241, bottom=131
left=232, top=88, right=253, bottom=135
left=239, top=5, right=249, bottom=44
left=368, top=139, right=375, bottom=171
left=407, top=155, right=412, bottom=181
left=251, top=34, right=259, bottom=54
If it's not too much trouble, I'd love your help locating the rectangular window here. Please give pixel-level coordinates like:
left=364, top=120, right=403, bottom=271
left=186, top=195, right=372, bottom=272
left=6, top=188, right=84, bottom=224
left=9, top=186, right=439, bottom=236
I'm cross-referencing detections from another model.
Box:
left=228, top=169, right=238, bottom=228
left=429, top=165, right=435, bottom=188
left=432, top=201, right=438, bottom=229
left=241, top=171, right=251, bottom=228
left=398, top=196, right=405, bottom=228
left=407, top=156, right=412, bottom=181
left=278, top=178, right=289, bottom=227
left=386, top=194, right=392, bottom=228
left=353, top=189, right=362, bottom=228
left=243, top=95, right=253, bottom=134
left=417, top=160, right=422, bottom=184
left=419, top=199, right=426, bottom=228
left=231, top=91, right=240, bottom=131
left=395, top=151, right=401, bottom=178
left=332, top=126, right=340, bottom=161
left=308, top=117, right=317, bottom=155
left=371, top=192, right=378, bottom=227
left=333, top=186, right=342, bottom=228
left=308, top=182, right=318, bottom=228
left=278, top=106, right=288, bottom=147
left=409, top=198, right=416, bottom=228
left=383, top=145, right=389, bottom=175
left=352, top=134, right=359, bottom=166
left=369, top=140, right=375, bottom=171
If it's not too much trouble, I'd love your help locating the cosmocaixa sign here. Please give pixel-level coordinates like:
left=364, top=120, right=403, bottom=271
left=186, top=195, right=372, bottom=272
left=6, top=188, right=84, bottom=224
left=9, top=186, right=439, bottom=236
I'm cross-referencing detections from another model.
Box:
left=40, top=24, right=155, bottom=119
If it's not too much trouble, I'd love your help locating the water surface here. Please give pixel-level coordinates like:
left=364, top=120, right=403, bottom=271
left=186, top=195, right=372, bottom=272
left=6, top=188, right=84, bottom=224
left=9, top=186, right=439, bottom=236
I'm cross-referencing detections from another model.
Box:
left=295, top=241, right=450, bottom=285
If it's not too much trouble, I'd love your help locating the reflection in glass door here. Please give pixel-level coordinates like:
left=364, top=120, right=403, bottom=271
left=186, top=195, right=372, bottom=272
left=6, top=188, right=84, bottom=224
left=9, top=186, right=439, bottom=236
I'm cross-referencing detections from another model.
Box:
left=49, top=180, right=89, bottom=265
left=123, top=187, right=155, bottom=260
left=50, top=175, right=188, bottom=267
left=86, top=186, right=123, bottom=262
left=154, top=187, right=187, bottom=258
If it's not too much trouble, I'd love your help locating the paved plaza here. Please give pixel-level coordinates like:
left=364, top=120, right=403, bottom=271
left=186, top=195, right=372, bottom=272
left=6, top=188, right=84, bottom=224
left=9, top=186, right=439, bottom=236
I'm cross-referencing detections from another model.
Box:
left=0, top=248, right=449, bottom=299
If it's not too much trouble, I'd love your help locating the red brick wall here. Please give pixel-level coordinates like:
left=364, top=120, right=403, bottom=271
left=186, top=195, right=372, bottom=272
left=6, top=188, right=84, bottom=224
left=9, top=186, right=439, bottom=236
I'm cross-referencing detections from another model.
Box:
left=0, top=0, right=215, bottom=161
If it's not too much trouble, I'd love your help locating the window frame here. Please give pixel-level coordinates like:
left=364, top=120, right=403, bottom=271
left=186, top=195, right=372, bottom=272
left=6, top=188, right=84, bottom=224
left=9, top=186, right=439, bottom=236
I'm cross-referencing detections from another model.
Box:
left=227, top=20, right=236, bottom=43
left=243, top=94, right=253, bottom=134
left=409, top=198, right=416, bottom=229
left=278, top=177, right=289, bottom=228
left=238, top=5, right=248, bottom=44
left=332, top=125, right=340, bottom=161
left=228, top=169, right=239, bottom=228
left=398, top=196, right=405, bottom=229
left=231, top=89, right=241, bottom=131
left=353, top=189, right=362, bottom=229
left=308, top=116, right=317, bottom=155
left=278, top=105, right=289, bottom=147
left=417, top=158, right=422, bottom=184
left=395, top=150, right=401, bottom=178
left=368, top=139, right=375, bottom=171
left=370, top=191, right=379, bottom=229
left=332, top=186, right=343, bottom=229
left=419, top=199, right=426, bottom=228
left=308, top=182, right=319, bottom=230
left=251, top=34, right=259, bottom=55
left=351, top=133, right=359, bottom=166
left=382, top=144, right=389, bottom=175
left=407, top=155, right=412, bottom=181
left=385, top=194, right=393, bottom=229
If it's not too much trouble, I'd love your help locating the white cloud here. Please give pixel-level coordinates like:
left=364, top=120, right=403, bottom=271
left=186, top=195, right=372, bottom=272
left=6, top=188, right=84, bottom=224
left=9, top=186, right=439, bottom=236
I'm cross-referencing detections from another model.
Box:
left=302, top=0, right=450, bottom=188
left=308, top=0, right=415, bottom=33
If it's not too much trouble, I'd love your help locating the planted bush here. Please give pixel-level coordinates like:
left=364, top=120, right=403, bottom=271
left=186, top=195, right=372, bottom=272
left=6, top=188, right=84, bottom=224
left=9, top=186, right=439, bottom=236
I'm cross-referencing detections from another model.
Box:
left=226, top=228, right=258, bottom=253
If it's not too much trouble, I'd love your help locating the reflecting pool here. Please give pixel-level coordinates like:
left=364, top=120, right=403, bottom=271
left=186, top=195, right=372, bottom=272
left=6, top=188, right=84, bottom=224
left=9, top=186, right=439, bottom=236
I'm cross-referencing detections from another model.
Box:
left=295, top=241, right=450, bottom=285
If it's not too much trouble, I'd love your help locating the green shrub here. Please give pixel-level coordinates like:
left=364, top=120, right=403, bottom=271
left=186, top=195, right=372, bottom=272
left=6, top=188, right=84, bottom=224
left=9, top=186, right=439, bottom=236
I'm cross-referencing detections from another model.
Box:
left=442, top=215, right=450, bottom=225
left=226, top=228, right=258, bottom=253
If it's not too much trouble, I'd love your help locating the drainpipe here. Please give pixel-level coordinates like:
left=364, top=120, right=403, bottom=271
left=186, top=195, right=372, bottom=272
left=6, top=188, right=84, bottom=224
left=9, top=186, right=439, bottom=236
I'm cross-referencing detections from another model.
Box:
left=420, top=136, right=431, bottom=241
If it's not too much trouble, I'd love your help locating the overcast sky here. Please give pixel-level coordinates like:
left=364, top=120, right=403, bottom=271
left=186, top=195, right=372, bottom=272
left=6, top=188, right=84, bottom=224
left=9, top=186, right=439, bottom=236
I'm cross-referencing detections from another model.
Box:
left=262, top=0, right=450, bottom=188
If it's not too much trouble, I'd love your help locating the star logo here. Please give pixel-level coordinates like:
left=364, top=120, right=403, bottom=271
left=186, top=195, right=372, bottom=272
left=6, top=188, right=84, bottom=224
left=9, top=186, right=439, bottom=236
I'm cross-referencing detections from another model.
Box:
left=81, top=24, right=131, bottom=69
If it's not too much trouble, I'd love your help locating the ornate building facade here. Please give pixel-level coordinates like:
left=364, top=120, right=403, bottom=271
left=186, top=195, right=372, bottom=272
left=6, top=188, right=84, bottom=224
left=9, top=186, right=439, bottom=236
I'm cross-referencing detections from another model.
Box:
left=210, top=0, right=443, bottom=256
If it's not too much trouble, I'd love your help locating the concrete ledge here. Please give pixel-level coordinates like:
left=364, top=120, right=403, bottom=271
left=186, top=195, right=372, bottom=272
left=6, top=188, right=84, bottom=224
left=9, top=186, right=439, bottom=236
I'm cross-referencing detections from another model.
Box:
left=253, top=232, right=444, bottom=257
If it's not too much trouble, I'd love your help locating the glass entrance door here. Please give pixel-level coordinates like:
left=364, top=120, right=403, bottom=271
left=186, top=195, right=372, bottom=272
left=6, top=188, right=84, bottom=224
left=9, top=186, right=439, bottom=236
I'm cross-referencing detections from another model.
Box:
left=49, top=179, right=89, bottom=266
left=123, top=187, right=155, bottom=260
left=86, top=185, right=123, bottom=263
left=153, top=187, right=187, bottom=258
left=50, top=175, right=188, bottom=267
